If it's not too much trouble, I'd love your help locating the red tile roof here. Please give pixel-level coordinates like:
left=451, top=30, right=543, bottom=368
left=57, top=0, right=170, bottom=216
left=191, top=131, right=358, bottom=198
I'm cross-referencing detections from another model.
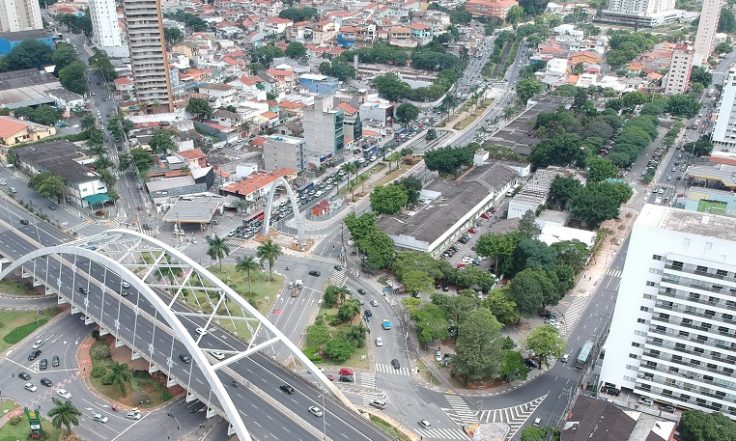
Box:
left=223, top=168, right=297, bottom=196
left=178, top=149, right=207, bottom=160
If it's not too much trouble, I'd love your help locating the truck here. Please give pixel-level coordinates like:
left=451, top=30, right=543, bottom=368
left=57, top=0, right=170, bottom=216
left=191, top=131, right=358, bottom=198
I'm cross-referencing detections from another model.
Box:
left=576, top=340, right=595, bottom=369
left=288, top=280, right=303, bottom=297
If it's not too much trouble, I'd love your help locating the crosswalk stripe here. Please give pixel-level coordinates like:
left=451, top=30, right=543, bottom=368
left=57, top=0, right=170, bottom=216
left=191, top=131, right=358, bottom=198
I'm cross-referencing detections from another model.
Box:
left=375, top=363, right=411, bottom=376
left=443, top=395, right=547, bottom=441
left=445, top=395, right=477, bottom=424
left=358, top=372, right=376, bottom=388
left=416, top=427, right=469, bottom=440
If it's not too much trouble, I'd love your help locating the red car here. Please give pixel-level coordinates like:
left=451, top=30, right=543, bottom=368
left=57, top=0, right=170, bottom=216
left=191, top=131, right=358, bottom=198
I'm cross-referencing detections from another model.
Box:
left=456, top=263, right=465, bottom=269
left=327, top=374, right=336, bottom=381
left=469, top=227, right=478, bottom=234
left=480, top=213, right=490, bottom=219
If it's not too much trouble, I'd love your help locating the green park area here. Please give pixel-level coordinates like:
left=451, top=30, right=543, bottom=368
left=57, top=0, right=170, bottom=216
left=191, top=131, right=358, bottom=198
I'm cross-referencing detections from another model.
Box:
left=0, top=308, right=58, bottom=353
left=698, top=200, right=727, bottom=215
left=0, top=401, right=61, bottom=441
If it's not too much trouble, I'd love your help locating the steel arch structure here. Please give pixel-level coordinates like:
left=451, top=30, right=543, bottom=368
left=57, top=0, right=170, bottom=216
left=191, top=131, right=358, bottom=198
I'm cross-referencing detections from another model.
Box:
left=0, top=229, right=351, bottom=440
left=262, top=177, right=304, bottom=244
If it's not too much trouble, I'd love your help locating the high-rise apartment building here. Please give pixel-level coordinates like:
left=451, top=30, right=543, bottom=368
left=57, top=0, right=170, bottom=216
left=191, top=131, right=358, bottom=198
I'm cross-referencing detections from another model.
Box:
left=711, top=69, right=736, bottom=151
left=602, top=0, right=678, bottom=26
left=693, top=0, right=721, bottom=66
left=89, top=0, right=124, bottom=51
left=121, top=0, right=173, bottom=113
left=303, top=95, right=344, bottom=166
left=600, top=204, right=736, bottom=419
left=0, top=0, right=42, bottom=33
left=663, top=44, right=692, bottom=95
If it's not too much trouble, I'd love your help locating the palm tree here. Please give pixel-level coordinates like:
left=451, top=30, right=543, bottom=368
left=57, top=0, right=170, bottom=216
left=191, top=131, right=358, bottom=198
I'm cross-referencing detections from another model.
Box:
left=342, top=162, right=358, bottom=189
left=236, top=255, right=260, bottom=293
left=109, top=362, right=132, bottom=395
left=47, top=397, right=81, bottom=434
left=206, top=234, right=230, bottom=271
left=256, top=240, right=282, bottom=281
left=337, top=299, right=361, bottom=322
left=387, top=151, right=402, bottom=171
left=88, top=143, right=107, bottom=157
left=335, top=286, right=350, bottom=305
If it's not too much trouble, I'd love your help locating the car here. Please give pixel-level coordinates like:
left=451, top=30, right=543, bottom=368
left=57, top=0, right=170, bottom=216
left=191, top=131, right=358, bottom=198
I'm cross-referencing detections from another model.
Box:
left=48, top=203, right=56, bottom=210
left=638, top=397, right=653, bottom=406
left=370, top=299, right=379, bottom=307
left=24, top=383, right=37, bottom=392
left=308, top=406, right=323, bottom=417
left=561, top=354, right=570, bottom=363
left=126, top=410, right=142, bottom=420
left=57, top=388, right=72, bottom=399
left=364, top=310, right=373, bottom=318
left=339, top=375, right=354, bottom=382
left=8, top=186, right=16, bottom=193
left=179, top=354, right=191, bottom=364
left=308, top=270, right=321, bottom=277
left=419, top=420, right=431, bottom=429
left=39, top=359, right=48, bottom=370
left=0, top=178, right=5, bottom=185
left=435, top=351, right=442, bottom=362
left=32, top=339, right=43, bottom=349
left=326, top=374, right=335, bottom=381
left=334, top=265, right=343, bottom=271
left=382, top=319, right=392, bottom=330
left=660, top=404, right=675, bottom=413
left=78, top=287, right=88, bottom=295
left=369, top=399, right=387, bottom=409
left=375, top=337, right=383, bottom=346
left=210, top=351, right=225, bottom=360
left=121, top=281, right=130, bottom=289
left=195, top=327, right=208, bottom=336
left=280, top=384, right=295, bottom=394
left=19, top=219, right=30, bottom=225
left=28, top=350, right=41, bottom=361
left=93, top=413, right=109, bottom=423
left=40, top=378, right=52, bottom=387
left=19, top=372, right=31, bottom=380
left=533, top=417, right=542, bottom=427
left=391, top=359, right=400, bottom=369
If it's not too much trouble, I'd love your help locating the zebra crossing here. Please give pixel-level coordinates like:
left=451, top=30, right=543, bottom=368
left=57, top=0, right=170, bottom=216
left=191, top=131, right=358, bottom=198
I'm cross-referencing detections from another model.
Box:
left=303, top=253, right=342, bottom=266
left=444, top=395, right=477, bottom=424
left=559, top=294, right=588, bottom=339
left=416, top=427, right=470, bottom=440
left=329, top=269, right=347, bottom=287
left=479, top=395, right=546, bottom=440
left=375, top=363, right=411, bottom=376
left=358, top=372, right=376, bottom=389
left=605, top=268, right=623, bottom=278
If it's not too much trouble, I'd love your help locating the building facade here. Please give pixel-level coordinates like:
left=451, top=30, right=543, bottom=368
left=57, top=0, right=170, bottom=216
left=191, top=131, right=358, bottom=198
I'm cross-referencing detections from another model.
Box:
left=465, top=0, right=518, bottom=19
left=302, top=95, right=344, bottom=166
left=121, top=0, right=173, bottom=113
left=693, top=0, right=721, bottom=66
left=89, top=0, right=126, bottom=55
left=663, top=44, right=692, bottom=95
left=600, top=204, right=736, bottom=419
left=298, top=73, right=338, bottom=95
left=262, top=135, right=305, bottom=172
left=711, top=69, right=736, bottom=151
left=0, top=0, right=41, bottom=33
left=601, top=0, right=678, bottom=26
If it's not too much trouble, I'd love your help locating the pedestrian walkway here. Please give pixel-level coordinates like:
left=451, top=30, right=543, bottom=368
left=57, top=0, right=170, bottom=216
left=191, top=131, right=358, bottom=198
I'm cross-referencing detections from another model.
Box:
left=328, top=269, right=347, bottom=287
left=559, top=294, right=588, bottom=339
left=416, top=426, right=470, bottom=440
left=444, top=395, right=477, bottom=424
left=358, top=372, right=376, bottom=389
left=605, top=268, right=623, bottom=278
left=375, top=363, right=411, bottom=376
left=478, top=395, right=546, bottom=440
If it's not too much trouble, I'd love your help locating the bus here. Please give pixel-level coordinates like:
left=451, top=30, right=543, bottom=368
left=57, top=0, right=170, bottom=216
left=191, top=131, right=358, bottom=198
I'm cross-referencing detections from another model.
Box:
left=575, top=340, right=595, bottom=369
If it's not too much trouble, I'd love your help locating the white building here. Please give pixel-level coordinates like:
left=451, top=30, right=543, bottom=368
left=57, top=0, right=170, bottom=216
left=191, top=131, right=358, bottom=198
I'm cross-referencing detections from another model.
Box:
left=692, top=0, right=721, bottom=66
left=711, top=69, right=736, bottom=151
left=663, top=44, right=692, bottom=95
left=0, top=0, right=41, bottom=32
left=89, top=0, right=127, bottom=57
left=600, top=204, right=736, bottom=419
left=602, top=0, right=679, bottom=26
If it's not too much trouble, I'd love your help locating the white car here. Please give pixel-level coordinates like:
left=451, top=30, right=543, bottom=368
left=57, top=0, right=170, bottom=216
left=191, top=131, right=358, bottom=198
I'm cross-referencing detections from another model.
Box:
left=561, top=354, right=570, bottom=363
left=126, top=410, right=142, bottom=420
left=32, top=339, right=43, bottom=349
left=375, top=337, right=383, bottom=347
left=56, top=388, right=72, bottom=399
left=121, top=281, right=130, bottom=289
left=195, top=327, right=208, bottom=336
left=308, top=406, right=323, bottom=417
left=211, top=351, right=226, bottom=360
left=93, top=413, right=109, bottom=423
left=0, top=178, right=6, bottom=185
left=24, top=383, right=37, bottom=392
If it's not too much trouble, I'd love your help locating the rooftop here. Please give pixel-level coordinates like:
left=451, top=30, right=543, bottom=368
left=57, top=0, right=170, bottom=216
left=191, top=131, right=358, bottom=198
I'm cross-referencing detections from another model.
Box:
left=265, top=134, right=303, bottom=145
left=0, top=30, right=52, bottom=40
left=162, top=195, right=225, bottom=224
left=639, top=204, right=736, bottom=242
left=14, top=141, right=98, bottom=184
left=561, top=396, right=636, bottom=441
left=222, top=168, right=296, bottom=197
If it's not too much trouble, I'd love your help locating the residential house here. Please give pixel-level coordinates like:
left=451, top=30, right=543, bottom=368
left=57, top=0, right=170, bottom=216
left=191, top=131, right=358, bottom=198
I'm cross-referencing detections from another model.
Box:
left=199, top=83, right=235, bottom=107
left=0, top=116, right=55, bottom=146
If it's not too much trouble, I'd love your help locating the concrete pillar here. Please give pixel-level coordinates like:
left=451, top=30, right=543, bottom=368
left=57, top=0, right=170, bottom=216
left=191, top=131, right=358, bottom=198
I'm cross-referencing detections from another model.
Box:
left=148, top=363, right=159, bottom=374
left=131, top=350, right=141, bottom=361
left=185, top=392, right=197, bottom=403
left=205, top=407, right=217, bottom=419
left=99, top=328, right=109, bottom=336
left=166, top=376, right=177, bottom=388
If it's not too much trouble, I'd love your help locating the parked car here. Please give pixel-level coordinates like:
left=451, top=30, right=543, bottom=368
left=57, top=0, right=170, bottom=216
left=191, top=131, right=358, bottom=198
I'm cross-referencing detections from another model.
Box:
left=93, top=413, right=109, bottom=423
left=19, top=372, right=31, bottom=380
left=40, top=378, right=52, bottom=387
left=375, top=337, right=383, bottom=347
left=24, top=383, right=37, bottom=392
left=28, top=350, right=41, bottom=361
left=39, top=359, right=48, bottom=370
left=31, top=340, right=43, bottom=349
left=56, top=389, right=72, bottom=399
left=638, top=397, right=653, bottom=406
left=369, top=399, right=387, bottom=409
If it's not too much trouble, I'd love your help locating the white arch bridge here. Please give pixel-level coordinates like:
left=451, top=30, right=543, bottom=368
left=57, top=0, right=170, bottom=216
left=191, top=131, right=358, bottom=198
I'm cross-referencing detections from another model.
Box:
left=0, top=229, right=380, bottom=441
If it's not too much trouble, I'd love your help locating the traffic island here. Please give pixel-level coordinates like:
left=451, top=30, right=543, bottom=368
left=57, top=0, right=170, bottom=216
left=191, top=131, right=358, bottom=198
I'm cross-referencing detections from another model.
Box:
left=357, top=406, right=417, bottom=441
left=0, top=308, right=59, bottom=353
left=0, top=400, right=62, bottom=441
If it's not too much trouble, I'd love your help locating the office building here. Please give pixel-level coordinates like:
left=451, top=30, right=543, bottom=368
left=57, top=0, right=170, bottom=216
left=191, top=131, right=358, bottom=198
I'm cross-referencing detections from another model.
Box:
left=711, top=69, right=736, bottom=151
left=663, top=44, right=692, bottom=95
left=89, top=0, right=127, bottom=57
left=465, top=0, right=518, bottom=19
left=298, top=73, right=338, bottom=95
left=0, top=0, right=41, bottom=33
left=263, top=135, right=306, bottom=172
left=599, top=204, right=736, bottom=419
left=121, top=0, right=173, bottom=113
left=601, top=0, right=678, bottom=26
left=302, top=95, right=344, bottom=166
left=693, top=0, right=721, bottom=66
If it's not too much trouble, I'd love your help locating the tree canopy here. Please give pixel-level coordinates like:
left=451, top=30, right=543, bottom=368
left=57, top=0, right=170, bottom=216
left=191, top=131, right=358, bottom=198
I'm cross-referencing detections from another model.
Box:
left=678, top=410, right=736, bottom=441
left=451, top=309, right=504, bottom=384
left=279, top=7, right=319, bottom=21
left=424, top=144, right=476, bottom=175
left=59, top=61, right=88, bottom=94
left=318, top=61, right=355, bottom=82
left=285, top=42, right=307, bottom=59
left=370, top=184, right=409, bottom=214
left=186, top=97, right=213, bottom=119
left=0, top=40, right=53, bottom=72
left=395, top=103, right=420, bottom=125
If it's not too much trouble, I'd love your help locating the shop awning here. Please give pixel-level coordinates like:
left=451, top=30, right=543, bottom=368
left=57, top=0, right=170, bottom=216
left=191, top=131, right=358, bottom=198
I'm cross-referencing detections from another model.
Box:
left=82, top=193, right=111, bottom=205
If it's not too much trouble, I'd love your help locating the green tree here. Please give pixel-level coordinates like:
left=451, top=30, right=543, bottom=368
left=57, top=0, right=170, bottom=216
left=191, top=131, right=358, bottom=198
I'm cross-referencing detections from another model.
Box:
left=47, top=397, right=81, bottom=434
left=80, top=113, right=96, bottom=131
left=455, top=267, right=496, bottom=292
left=206, top=234, right=230, bottom=270
left=394, top=251, right=444, bottom=281
left=666, top=93, right=701, bottom=118
left=285, top=42, right=307, bottom=59
left=51, top=42, right=78, bottom=71
left=251, top=44, right=283, bottom=65
left=118, top=148, right=154, bottom=173
left=372, top=73, right=411, bottom=101
left=520, top=427, right=546, bottom=441
left=149, top=130, right=176, bottom=154
left=426, top=128, right=437, bottom=140
left=550, top=240, right=589, bottom=273
left=411, top=303, right=449, bottom=345
left=323, top=285, right=340, bottom=307
left=516, top=77, right=544, bottom=103
left=519, top=0, right=550, bottom=15
left=0, top=40, right=53, bottom=71
left=324, top=336, right=355, bottom=361
left=678, top=410, right=736, bottom=441
left=395, top=103, right=420, bottom=125
left=108, top=362, right=132, bottom=395
left=370, top=184, right=408, bottom=214
left=587, top=156, right=619, bottom=182
left=690, top=66, right=712, bottom=88
left=164, top=27, right=184, bottom=45
left=29, top=172, right=65, bottom=202
left=518, top=210, right=541, bottom=239
left=548, top=176, right=583, bottom=210
left=403, top=270, right=434, bottom=294
left=499, top=350, right=529, bottom=381
left=512, top=239, right=558, bottom=275
left=279, top=6, right=319, bottom=21
left=337, top=299, right=361, bottom=322
left=571, top=182, right=632, bottom=228
left=475, top=232, right=520, bottom=274
left=485, top=288, right=519, bottom=325
left=525, top=324, right=565, bottom=366
left=509, top=268, right=560, bottom=314
left=256, top=239, right=282, bottom=281
left=529, top=133, right=585, bottom=168
left=318, top=61, right=355, bottom=82
left=236, top=255, right=260, bottom=294
left=58, top=61, right=88, bottom=94
left=424, top=144, right=476, bottom=175
left=305, top=324, right=331, bottom=346
left=186, top=97, right=213, bottom=119
left=719, top=8, right=736, bottom=33
left=683, top=135, right=713, bottom=157
left=715, top=42, right=733, bottom=54
left=451, top=309, right=504, bottom=384
left=506, top=5, right=524, bottom=24
left=88, top=49, right=117, bottom=80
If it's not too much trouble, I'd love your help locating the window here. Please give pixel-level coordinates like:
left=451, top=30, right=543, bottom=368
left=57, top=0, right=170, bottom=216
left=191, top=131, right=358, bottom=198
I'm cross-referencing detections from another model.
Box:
left=694, top=347, right=705, bottom=354
left=675, top=343, right=686, bottom=349
left=672, top=261, right=684, bottom=270
left=643, top=293, right=654, bottom=300
left=679, top=330, right=689, bottom=337
left=707, top=364, right=717, bottom=371
left=629, top=353, right=638, bottom=359
left=669, top=366, right=679, bottom=373
left=638, top=318, right=647, bottom=324
left=723, top=314, right=733, bottom=321
left=697, top=335, right=708, bottom=342
left=682, top=318, right=692, bottom=325
left=646, top=281, right=656, bottom=287
left=653, top=255, right=662, bottom=261
left=697, top=265, right=708, bottom=273
left=690, top=359, right=701, bottom=366
left=640, top=306, right=649, bottom=312
left=716, top=269, right=728, bottom=277
left=672, top=355, right=683, bottom=361
left=632, top=342, right=641, bottom=347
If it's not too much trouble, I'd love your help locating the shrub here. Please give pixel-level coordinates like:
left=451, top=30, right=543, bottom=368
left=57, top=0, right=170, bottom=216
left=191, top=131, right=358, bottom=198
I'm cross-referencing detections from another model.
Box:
left=160, top=389, right=173, bottom=401
left=91, top=343, right=110, bottom=360
left=3, top=319, right=48, bottom=344
left=91, top=365, right=107, bottom=378
left=8, top=416, right=22, bottom=425
left=101, top=373, right=113, bottom=385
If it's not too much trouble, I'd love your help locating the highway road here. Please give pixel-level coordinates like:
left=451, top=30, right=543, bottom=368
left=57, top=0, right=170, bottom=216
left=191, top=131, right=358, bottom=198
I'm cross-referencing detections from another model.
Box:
left=0, top=196, right=394, bottom=441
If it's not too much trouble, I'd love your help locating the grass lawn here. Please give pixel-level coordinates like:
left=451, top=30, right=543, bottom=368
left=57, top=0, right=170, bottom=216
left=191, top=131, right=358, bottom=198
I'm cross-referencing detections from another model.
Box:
left=373, top=164, right=413, bottom=188
left=0, top=279, right=37, bottom=296
left=0, top=309, right=59, bottom=353
left=368, top=415, right=412, bottom=441
left=0, top=415, right=61, bottom=441
left=698, top=199, right=727, bottom=215
left=88, top=341, right=174, bottom=408
left=453, top=101, right=492, bottom=131
left=207, top=267, right=285, bottom=340
left=305, top=306, right=370, bottom=370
